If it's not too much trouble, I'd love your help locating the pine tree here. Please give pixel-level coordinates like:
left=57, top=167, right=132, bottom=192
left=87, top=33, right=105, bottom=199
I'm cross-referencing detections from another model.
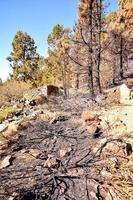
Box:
left=7, top=31, right=40, bottom=84
left=46, top=24, right=72, bottom=97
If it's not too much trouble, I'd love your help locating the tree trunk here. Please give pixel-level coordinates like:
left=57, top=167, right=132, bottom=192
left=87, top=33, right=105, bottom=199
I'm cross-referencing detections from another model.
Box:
left=95, top=0, right=102, bottom=93
left=120, top=35, right=124, bottom=79
left=88, top=0, right=94, bottom=97
left=76, top=73, right=79, bottom=89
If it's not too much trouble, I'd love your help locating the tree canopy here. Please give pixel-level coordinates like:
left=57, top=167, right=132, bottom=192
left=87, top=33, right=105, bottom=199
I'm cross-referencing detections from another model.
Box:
left=7, top=31, right=40, bottom=84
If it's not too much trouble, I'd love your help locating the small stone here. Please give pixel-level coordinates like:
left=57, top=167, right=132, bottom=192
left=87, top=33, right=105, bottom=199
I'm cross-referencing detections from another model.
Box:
left=81, top=111, right=99, bottom=126
left=8, top=192, right=18, bottom=200
left=0, top=155, right=12, bottom=169
left=44, top=154, right=60, bottom=168
left=59, top=147, right=72, bottom=157
left=127, top=160, right=133, bottom=171
left=0, top=124, right=8, bottom=133
left=29, top=149, right=41, bottom=158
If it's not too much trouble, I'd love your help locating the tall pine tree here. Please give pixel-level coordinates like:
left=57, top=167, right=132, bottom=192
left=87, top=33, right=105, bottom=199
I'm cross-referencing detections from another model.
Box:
left=7, top=31, right=39, bottom=84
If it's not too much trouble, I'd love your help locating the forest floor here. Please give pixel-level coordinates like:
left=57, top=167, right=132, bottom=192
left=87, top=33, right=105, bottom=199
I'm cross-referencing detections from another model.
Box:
left=0, top=90, right=133, bottom=200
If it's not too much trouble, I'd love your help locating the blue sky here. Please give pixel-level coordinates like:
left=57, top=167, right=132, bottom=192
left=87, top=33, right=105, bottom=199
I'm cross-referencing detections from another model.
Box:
left=0, top=0, right=118, bottom=81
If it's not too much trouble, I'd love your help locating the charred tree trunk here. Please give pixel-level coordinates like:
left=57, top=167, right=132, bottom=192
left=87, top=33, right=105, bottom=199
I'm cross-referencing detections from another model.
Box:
left=95, top=0, right=102, bottom=93
left=120, top=35, right=124, bottom=80
left=88, top=0, right=94, bottom=97
left=63, top=68, right=67, bottom=98
left=76, top=73, right=79, bottom=89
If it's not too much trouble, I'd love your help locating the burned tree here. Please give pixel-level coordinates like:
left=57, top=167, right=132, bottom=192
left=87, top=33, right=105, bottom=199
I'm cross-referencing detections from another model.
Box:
left=68, top=0, right=106, bottom=96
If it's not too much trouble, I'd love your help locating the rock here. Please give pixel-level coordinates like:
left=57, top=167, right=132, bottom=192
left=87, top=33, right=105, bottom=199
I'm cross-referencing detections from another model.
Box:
left=59, top=147, right=72, bottom=157
left=50, top=115, right=69, bottom=124
left=95, top=94, right=106, bottom=104
left=0, top=155, right=12, bottom=169
left=82, top=111, right=103, bottom=137
left=127, top=160, right=133, bottom=171
left=86, top=122, right=97, bottom=133
left=2, top=122, right=20, bottom=138
left=24, top=87, right=48, bottom=106
left=44, top=154, right=60, bottom=168
left=15, top=149, right=37, bottom=161
left=8, top=192, right=18, bottom=200
left=81, top=111, right=99, bottom=126
left=47, top=85, right=59, bottom=96
left=0, top=124, right=8, bottom=133
left=28, top=149, right=41, bottom=158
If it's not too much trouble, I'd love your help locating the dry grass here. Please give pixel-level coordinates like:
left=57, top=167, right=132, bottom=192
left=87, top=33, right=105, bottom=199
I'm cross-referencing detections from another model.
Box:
left=0, top=106, right=16, bottom=122
left=0, top=81, right=31, bottom=108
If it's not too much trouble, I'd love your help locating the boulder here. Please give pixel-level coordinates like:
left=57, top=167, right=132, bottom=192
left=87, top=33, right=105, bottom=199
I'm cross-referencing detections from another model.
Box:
left=2, top=119, right=31, bottom=139
left=23, top=87, right=48, bottom=106
left=47, top=85, right=59, bottom=96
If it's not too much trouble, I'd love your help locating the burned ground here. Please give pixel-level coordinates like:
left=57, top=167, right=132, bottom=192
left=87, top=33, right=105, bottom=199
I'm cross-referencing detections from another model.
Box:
left=0, top=93, right=133, bottom=200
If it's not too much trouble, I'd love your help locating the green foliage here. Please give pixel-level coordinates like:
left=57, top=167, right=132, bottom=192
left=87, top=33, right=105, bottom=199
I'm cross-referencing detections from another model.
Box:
left=106, top=11, right=117, bottom=23
left=47, top=24, right=64, bottom=47
left=0, top=106, right=16, bottom=122
left=45, top=24, right=72, bottom=90
left=7, top=31, right=40, bottom=84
